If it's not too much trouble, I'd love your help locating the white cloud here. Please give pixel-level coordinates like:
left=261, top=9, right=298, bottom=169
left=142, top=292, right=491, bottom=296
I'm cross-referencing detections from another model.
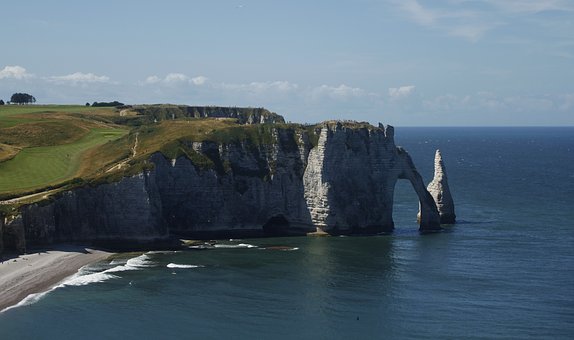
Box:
left=391, top=0, right=574, bottom=43
left=144, top=73, right=208, bottom=86
left=485, top=0, right=574, bottom=13
left=396, top=0, right=439, bottom=26
left=0, top=65, right=34, bottom=79
left=49, top=72, right=110, bottom=84
left=422, top=91, right=574, bottom=115
left=164, top=73, right=189, bottom=83
left=191, top=76, right=208, bottom=85
left=557, top=93, right=574, bottom=111
left=391, top=0, right=499, bottom=41
left=144, top=75, right=161, bottom=84
left=448, top=23, right=498, bottom=41
left=220, top=81, right=299, bottom=94
left=388, top=85, right=416, bottom=99
left=311, top=84, right=365, bottom=99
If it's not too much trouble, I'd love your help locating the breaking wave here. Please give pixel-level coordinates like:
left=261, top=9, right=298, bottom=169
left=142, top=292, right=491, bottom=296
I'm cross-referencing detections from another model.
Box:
left=58, top=254, right=154, bottom=287
left=2, top=254, right=156, bottom=312
left=1, top=291, right=52, bottom=313
left=166, top=263, right=202, bottom=269
left=213, top=243, right=258, bottom=249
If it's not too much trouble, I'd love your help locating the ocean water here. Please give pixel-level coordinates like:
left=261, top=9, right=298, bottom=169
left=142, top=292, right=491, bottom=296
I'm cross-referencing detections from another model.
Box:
left=1, top=127, right=573, bottom=339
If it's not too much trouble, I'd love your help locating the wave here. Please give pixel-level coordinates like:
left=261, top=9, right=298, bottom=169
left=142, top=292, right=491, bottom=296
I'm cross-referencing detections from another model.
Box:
left=125, top=254, right=154, bottom=268
left=1, top=291, right=52, bottom=313
left=146, top=250, right=180, bottom=255
left=57, top=271, right=119, bottom=287
left=166, top=263, right=202, bottom=269
left=213, top=243, right=258, bottom=249
left=58, top=254, right=153, bottom=287
left=262, top=246, right=299, bottom=251
left=2, top=254, right=156, bottom=312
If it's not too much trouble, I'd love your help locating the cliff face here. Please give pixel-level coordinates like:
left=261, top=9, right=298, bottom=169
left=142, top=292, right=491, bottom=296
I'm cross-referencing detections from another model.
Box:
left=4, top=122, right=441, bottom=250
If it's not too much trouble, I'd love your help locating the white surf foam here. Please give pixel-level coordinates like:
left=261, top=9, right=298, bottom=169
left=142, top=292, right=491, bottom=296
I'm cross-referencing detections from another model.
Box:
left=125, top=254, right=154, bottom=268
left=55, top=254, right=155, bottom=287
left=1, top=290, right=52, bottom=313
left=57, top=271, right=119, bottom=287
left=166, top=263, right=201, bottom=269
left=213, top=243, right=258, bottom=249
left=146, top=250, right=179, bottom=255
left=1, top=254, right=156, bottom=313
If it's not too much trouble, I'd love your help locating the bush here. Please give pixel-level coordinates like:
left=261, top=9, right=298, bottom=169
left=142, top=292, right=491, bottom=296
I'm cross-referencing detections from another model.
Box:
left=92, top=101, right=124, bottom=107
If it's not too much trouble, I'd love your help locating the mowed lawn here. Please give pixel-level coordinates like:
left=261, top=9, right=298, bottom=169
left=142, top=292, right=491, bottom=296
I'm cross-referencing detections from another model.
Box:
left=0, top=128, right=127, bottom=194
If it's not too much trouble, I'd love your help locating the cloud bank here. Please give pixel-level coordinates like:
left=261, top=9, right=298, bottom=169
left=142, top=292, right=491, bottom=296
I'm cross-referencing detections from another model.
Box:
left=0, top=65, right=34, bottom=79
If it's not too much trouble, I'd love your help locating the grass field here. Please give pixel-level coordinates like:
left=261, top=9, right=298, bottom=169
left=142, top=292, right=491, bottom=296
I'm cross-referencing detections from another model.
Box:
left=0, top=128, right=126, bottom=194
left=0, top=105, right=114, bottom=128
left=0, top=104, right=307, bottom=202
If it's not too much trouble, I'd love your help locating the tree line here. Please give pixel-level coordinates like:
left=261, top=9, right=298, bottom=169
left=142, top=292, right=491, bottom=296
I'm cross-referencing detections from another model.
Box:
left=0, top=92, right=36, bottom=105
left=0, top=93, right=125, bottom=106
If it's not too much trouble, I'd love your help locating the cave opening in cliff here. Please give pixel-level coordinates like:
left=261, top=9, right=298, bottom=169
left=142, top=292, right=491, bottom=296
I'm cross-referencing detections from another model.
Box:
left=262, top=215, right=290, bottom=236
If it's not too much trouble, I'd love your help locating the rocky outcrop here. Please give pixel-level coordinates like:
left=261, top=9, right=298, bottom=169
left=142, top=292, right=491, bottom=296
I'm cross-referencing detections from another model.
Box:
left=7, top=122, right=443, bottom=251
left=421, top=149, right=456, bottom=224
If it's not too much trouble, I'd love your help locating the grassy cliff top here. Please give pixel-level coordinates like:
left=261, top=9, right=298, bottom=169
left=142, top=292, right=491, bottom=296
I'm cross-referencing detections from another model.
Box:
left=0, top=105, right=290, bottom=201
left=0, top=104, right=377, bottom=206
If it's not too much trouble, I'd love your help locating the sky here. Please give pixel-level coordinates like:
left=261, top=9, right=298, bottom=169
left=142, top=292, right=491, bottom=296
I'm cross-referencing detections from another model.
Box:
left=1, top=0, right=573, bottom=126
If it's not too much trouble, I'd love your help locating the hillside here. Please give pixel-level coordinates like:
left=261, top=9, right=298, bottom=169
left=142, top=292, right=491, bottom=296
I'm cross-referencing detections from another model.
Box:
left=0, top=104, right=292, bottom=204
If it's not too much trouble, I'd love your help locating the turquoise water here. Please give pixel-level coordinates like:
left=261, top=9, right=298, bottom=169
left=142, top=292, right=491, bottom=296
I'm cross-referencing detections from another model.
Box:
left=1, top=127, right=573, bottom=339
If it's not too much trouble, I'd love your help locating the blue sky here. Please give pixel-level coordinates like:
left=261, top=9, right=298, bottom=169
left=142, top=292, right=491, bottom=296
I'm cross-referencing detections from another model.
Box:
left=1, top=0, right=573, bottom=126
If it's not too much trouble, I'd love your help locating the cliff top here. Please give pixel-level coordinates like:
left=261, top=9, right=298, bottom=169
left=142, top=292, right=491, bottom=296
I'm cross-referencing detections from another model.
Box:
left=0, top=104, right=388, bottom=206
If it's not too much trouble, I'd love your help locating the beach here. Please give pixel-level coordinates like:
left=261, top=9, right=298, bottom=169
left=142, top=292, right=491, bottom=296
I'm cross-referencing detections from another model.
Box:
left=0, top=246, right=111, bottom=311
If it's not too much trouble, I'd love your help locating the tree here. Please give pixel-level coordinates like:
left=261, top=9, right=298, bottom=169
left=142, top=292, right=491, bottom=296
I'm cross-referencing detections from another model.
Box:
left=10, top=93, right=36, bottom=105
left=85, top=102, right=90, bottom=106
left=0, top=99, right=4, bottom=105
left=91, top=101, right=124, bottom=107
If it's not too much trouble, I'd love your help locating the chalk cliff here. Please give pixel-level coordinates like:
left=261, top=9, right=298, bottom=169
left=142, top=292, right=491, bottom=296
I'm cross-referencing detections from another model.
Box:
left=2, top=121, right=443, bottom=251
left=425, top=149, right=456, bottom=224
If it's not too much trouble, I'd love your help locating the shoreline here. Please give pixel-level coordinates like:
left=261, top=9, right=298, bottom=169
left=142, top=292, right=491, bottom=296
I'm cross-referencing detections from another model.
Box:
left=0, top=246, right=111, bottom=312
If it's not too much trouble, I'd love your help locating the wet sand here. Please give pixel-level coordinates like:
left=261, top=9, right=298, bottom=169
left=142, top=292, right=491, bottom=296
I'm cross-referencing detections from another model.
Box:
left=0, top=246, right=111, bottom=311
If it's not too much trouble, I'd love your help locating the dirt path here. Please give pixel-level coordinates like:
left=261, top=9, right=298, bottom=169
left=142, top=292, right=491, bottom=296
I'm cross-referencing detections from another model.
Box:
left=0, top=188, right=62, bottom=205
left=106, top=132, right=138, bottom=173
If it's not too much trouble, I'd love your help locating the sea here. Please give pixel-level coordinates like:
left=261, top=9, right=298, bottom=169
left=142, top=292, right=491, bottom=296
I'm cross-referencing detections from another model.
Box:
left=0, top=127, right=573, bottom=339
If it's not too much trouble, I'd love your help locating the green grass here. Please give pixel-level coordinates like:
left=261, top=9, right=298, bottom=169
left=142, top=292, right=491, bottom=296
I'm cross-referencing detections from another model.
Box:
left=0, top=104, right=326, bottom=202
left=0, top=128, right=127, bottom=194
left=0, top=105, right=113, bottom=128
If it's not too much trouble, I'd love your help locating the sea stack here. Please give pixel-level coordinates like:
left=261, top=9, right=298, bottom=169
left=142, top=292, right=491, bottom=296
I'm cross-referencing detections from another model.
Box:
left=425, top=149, right=456, bottom=224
